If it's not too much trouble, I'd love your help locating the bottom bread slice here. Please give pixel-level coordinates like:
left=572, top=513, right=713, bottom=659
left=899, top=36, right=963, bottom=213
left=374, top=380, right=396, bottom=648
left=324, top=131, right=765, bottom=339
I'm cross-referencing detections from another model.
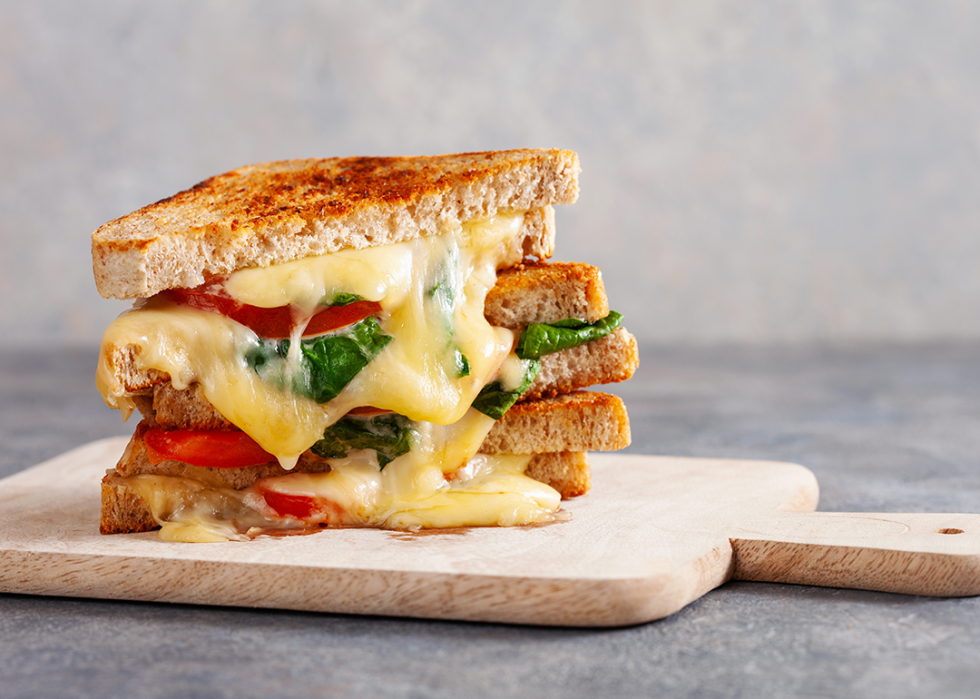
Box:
left=100, top=451, right=591, bottom=535
left=101, top=478, right=159, bottom=535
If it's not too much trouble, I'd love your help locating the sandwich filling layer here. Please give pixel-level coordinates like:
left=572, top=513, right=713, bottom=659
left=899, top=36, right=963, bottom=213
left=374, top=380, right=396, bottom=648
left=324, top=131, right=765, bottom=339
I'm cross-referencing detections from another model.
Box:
left=106, top=425, right=563, bottom=543
left=98, top=212, right=531, bottom=467
left=98, top=212, right=571, bottom=539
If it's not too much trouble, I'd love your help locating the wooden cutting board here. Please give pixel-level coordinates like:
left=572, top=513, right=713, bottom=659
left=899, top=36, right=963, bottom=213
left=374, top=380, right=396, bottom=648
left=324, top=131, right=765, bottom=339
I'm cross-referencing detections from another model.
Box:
left=1, top=438, right=979, bottom=627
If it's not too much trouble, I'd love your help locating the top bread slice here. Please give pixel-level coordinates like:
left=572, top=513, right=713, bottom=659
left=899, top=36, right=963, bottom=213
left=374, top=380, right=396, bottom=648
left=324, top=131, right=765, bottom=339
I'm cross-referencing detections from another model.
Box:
left=93, top=149, right=580, bottom=300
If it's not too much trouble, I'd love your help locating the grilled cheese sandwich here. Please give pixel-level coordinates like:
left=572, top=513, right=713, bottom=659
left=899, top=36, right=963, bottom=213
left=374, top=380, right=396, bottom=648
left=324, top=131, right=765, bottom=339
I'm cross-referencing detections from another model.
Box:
left=93, top=149, right=637, bottom=541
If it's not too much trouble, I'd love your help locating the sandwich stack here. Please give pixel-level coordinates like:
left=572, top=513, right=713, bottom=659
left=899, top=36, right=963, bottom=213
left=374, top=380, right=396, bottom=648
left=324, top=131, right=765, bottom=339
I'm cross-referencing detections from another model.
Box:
left=92, top=149, right=638, bottom=541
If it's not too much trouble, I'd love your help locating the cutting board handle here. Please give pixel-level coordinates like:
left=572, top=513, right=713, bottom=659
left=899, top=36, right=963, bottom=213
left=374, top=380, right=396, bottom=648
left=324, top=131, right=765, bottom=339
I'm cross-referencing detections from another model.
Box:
left=729, top=511, right=980, bottom=597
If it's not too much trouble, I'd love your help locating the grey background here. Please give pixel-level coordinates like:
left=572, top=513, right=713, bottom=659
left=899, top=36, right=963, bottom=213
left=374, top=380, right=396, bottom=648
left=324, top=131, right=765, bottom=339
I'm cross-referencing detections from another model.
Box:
left=4, top=4, right=980, bottom=695
left=3, top=0, right=980, bottom=348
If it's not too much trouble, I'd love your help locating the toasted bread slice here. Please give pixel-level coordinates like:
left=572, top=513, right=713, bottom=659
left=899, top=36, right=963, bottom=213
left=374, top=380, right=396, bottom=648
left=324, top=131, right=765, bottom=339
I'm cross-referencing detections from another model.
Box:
left=525, top=328, right=638, bottom=400
left=485, top=261, right=610, bottom=328
left=480, top=391, right=631, bottom=455
left=523, top=451, right=591, bottom=499
left=100, top=476, right=158, bottom=535
left=113, top=391, right=627, bottom=490
left=112, top=420, right=335, bottom=487
left=93, top=149, right=579, bottom=299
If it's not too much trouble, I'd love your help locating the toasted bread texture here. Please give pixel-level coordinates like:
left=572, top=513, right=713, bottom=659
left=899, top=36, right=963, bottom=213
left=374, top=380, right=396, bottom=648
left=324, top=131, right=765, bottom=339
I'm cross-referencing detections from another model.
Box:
left=118, top=389, right=627, bottom=486
left=525, top=328, right=638, bottom=400
left=93, top=149, right=579, bottom=299
left=523, top=451, right=591, bottom=499
left=480, top=391, right=631, bottom=455
left=100, top=475, right=157, bottom=535
left=484, top=261, right=609, bottom=329
left=109, top=391, right=629, bottom=492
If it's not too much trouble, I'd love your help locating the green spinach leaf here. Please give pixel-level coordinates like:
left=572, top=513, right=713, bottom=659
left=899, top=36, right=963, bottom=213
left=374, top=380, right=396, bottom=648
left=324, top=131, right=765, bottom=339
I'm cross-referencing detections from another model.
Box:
left=326, top=292, right=363, bottom=307
left=311, top=412, right=417, bottom=469
left=424, top=249, right=472, bottom=380
left=515, top=311, right=623, bottom=360
left=454, top=349, right=471, bottom=378
left=246, top=317, right=392, bottom=404
left=471, top=358, right=541, bottom=420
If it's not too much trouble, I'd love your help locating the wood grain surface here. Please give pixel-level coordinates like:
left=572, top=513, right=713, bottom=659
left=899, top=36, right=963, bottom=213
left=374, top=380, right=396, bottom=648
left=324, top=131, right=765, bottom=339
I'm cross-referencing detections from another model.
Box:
left=1, top=438, right=978, bottom=626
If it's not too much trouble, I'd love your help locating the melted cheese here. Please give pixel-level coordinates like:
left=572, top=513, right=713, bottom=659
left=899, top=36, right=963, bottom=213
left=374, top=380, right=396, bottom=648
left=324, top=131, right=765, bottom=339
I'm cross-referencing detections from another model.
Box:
left=98, top=212, right=564, bottom=538
left=98, top=213, right=525, bottom=467
left=97, top=303, right=327, bottom=466
left=225, top=243, right=413, bottom=314
left=116, top=424, right=563, bottom=542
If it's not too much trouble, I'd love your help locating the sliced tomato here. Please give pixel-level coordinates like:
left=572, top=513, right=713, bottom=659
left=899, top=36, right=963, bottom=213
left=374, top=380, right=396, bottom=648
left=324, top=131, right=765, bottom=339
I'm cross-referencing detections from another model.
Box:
left=345, top=405, right=392, bottom=416
left=303, top=300, right=382, bottom=336
left=261, top=491, right=319, bottom=520
left=161, top=287, right=381, bottom=339
left=259, top=489, right=346, bottom=524
left=144, top=427, right=276, bottom=469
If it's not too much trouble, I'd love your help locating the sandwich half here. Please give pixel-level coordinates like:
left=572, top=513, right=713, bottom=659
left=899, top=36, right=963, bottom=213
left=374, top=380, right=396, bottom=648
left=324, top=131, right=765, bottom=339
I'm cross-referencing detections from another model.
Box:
left=93, top=149, right=637, bottom=542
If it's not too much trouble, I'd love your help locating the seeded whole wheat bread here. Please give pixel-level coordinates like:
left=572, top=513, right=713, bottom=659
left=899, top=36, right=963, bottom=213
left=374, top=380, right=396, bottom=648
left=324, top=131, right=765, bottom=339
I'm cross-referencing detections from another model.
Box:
left=93, top=149, right=580, bottom=300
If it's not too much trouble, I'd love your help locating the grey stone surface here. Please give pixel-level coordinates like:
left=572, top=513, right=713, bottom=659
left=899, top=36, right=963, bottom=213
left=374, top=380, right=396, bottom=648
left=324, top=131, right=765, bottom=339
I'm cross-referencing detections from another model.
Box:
left=4, top=1, right=980, bottom=347
left=2, top=344, right=980, bottom=698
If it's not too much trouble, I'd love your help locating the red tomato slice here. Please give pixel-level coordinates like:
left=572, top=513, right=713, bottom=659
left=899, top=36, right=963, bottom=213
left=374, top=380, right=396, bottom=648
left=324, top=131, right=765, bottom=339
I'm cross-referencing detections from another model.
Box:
left=303, top=300, right=383, bottom=337
left=259, top=489, right=347, bottom=524
left=144, top=428, right=276, bottom=469
left=345, top=406, right=392, bottom=416
left=261, top=490, right=319, bottom=520
left=161, top=287, right=381, bottom=339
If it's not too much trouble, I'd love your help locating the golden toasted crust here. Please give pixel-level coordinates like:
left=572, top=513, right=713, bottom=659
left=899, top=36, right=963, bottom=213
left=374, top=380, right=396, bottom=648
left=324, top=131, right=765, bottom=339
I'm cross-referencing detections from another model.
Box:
left=93, top=149, right=579, bottom=299
left=100, top=344, right=169, bottom=395
left=524, top=452, right=591, bottom=499
left=139, top=383, right=229, bottom=431
left=480, top=391, right=631, bottom=455
left=100, top=473, right=157, bottom=535
left=524, top=328, right=639, bottom=401
left=484, top=261, right=609, bottom=329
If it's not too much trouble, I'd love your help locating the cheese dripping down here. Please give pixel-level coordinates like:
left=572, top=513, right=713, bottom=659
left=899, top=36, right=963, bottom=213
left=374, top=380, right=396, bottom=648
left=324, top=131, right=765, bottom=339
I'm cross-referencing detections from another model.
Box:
left=111, top=418, right=563, bottom=542
left=97, top=211, right=565, bottom=538
left=97, top=212, right=529, bottom=468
